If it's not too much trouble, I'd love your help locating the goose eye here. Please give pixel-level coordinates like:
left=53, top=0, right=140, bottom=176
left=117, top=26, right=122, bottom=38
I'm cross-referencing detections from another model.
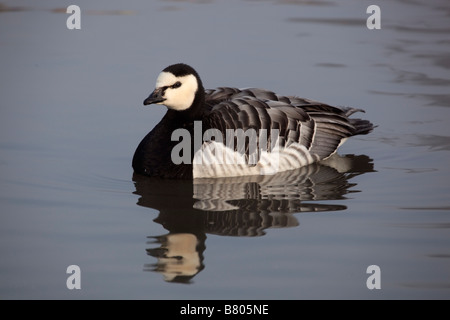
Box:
left=171, top=81, right=182, bottom=89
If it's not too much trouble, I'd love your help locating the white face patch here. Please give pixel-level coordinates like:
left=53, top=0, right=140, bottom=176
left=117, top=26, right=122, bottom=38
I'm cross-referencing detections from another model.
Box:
left=154, top=72, right=198, bottom=111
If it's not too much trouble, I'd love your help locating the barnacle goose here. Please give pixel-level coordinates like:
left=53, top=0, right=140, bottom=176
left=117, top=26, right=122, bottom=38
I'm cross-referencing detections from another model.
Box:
left=132, top=63, right=374, bottom=179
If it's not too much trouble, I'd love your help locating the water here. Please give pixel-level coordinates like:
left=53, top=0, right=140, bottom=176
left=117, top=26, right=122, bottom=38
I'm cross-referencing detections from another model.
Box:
left=0, top=0, right=449, bottom=299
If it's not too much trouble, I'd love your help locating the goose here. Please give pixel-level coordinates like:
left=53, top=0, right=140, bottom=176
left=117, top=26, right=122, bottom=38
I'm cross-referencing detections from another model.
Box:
left=132, top=63, right=374, bottom=179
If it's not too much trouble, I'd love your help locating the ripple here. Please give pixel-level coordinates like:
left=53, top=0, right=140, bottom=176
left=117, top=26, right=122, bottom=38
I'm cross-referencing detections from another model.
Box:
left=287, top=17, right=365, bottom=26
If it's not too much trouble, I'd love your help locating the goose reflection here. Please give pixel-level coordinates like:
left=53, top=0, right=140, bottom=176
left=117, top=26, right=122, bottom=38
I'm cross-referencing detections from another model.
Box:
left=133, top=154, right=374, bottom=284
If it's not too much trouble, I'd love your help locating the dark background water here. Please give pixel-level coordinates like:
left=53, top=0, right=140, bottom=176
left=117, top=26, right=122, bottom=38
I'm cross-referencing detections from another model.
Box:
left=1, top=0, right=449, bottom=299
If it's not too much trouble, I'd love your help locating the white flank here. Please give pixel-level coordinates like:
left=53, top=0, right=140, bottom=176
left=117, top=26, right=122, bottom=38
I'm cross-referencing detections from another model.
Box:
left=193, top=142, right=319, bottom=178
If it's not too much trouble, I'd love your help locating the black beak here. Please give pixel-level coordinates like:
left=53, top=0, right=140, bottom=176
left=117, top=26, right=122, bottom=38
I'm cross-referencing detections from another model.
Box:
left=143, top=88, right=165, bottom=105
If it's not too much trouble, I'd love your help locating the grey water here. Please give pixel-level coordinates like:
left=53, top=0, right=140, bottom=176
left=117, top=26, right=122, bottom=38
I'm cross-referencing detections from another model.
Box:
left=0, top=0, right=449, bottom=299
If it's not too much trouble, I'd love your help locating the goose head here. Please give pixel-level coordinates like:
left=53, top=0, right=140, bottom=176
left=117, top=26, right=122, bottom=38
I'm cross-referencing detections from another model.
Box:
left=144, top=63, right=204, bottom=112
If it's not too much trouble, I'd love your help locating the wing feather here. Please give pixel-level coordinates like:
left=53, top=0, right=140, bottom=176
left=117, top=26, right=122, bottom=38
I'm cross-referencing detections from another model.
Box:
left=203, top=87, right=374, bottom=161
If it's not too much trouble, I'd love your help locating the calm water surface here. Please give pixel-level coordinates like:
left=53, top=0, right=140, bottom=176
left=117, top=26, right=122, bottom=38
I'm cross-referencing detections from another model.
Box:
left=1, top=0, right=449, bottom=299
